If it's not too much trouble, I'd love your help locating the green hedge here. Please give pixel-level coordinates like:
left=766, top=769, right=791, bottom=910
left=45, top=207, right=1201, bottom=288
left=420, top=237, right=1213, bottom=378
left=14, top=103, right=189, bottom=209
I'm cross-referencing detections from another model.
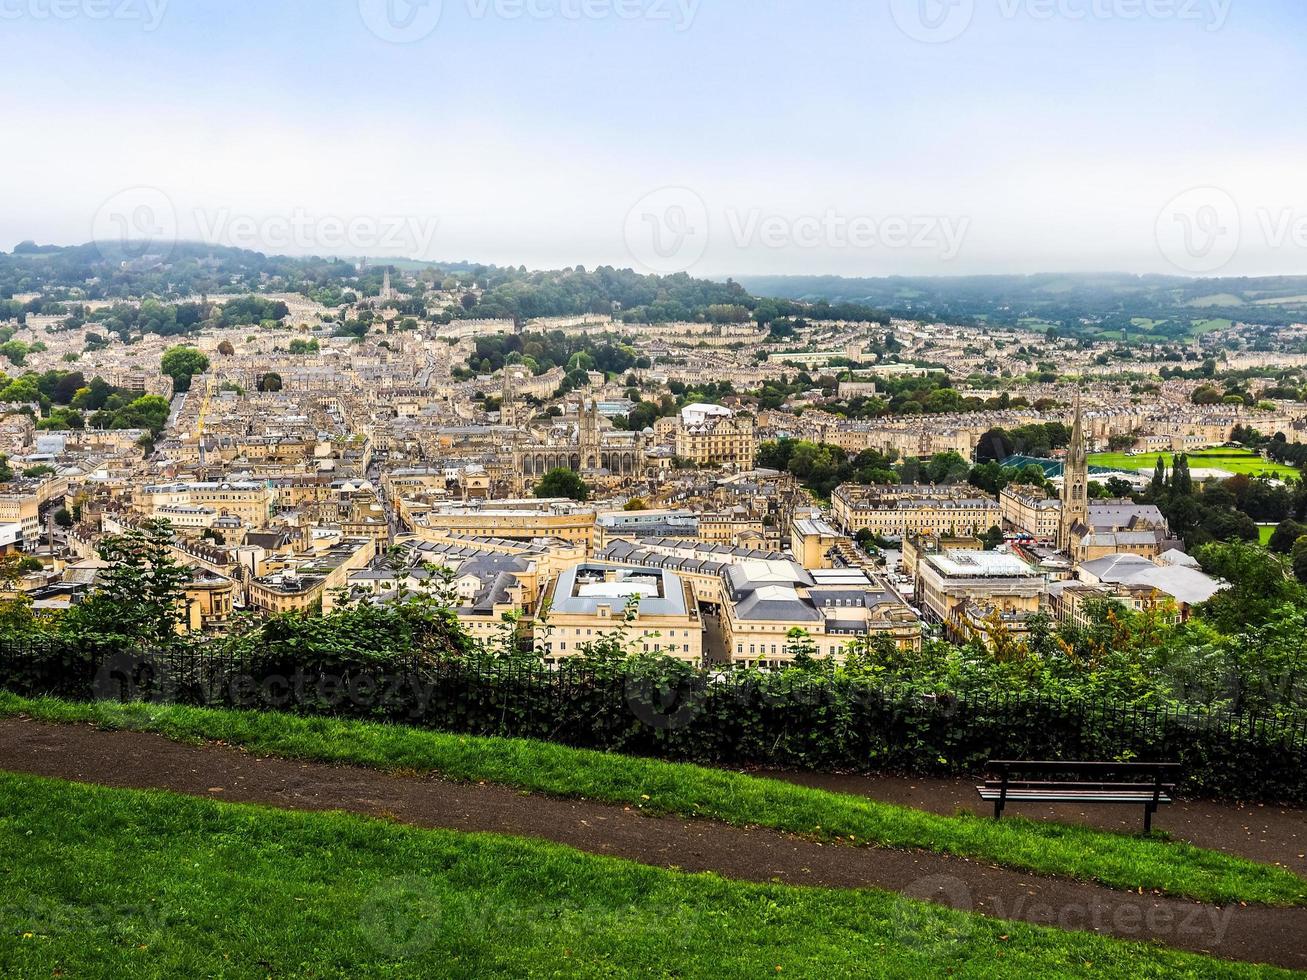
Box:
left=2, top=637, right=1303, bottom=802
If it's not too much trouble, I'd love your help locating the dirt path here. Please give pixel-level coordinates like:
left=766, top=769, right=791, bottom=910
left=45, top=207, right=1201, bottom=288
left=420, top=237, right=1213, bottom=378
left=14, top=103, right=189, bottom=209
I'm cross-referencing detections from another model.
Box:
left=1, top=717, right=1305, bottom=970
left=759, top=769, right=1307, bottom=874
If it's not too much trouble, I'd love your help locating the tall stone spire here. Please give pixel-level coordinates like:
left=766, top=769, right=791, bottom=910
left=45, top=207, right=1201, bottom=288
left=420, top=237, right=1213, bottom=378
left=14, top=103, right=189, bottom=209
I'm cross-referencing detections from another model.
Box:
left=500, top=367, right=518, bottom=428
left=1059, top=391, right=1089, bottom=554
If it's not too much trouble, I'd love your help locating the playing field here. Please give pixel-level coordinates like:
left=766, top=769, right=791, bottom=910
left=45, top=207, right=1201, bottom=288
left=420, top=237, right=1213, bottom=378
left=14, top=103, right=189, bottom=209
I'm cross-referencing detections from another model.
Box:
left=1088, top=449, right=1299, bottom=479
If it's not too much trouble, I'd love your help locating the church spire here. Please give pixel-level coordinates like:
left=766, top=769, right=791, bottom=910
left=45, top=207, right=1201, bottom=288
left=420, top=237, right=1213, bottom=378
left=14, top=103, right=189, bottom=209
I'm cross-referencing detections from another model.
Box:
left=1059, top=391, right=1089, bottom=554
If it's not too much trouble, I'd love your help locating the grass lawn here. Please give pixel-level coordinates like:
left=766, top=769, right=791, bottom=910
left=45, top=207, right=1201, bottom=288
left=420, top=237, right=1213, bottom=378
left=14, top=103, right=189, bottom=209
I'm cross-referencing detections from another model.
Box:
left=4, top=694, right=1303, bottom=908
left=1260, top=525, right=1277, bottom=546
left=0, top=772, right=1295, bottom=979
left=1088, top=449, right=1299, bottom=480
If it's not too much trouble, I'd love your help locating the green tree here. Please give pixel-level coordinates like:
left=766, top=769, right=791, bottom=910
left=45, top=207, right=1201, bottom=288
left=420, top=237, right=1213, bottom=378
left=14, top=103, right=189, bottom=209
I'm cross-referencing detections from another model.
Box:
left=1197, top=540, right=1304, bottom=633
left=535, top=468, right=590, bottom=502
left=1268, top=519, right=1307, bottom=555
left=160, top=346, right=210, bottom=393
left=1171, top=454, right=1193, bottom=497
left=1150, top=457, right=1167, bottom=497
left=64, top=519, right=192, bottom=644
left=257, top=372, right=284, bottom=393
left=1293, top=537, right=1307, bottom=585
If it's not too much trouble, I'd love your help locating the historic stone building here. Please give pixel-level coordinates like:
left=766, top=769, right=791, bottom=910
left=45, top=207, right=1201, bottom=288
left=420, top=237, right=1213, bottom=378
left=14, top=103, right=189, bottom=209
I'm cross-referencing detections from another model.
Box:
left=505, top=389, right=645, bottom=489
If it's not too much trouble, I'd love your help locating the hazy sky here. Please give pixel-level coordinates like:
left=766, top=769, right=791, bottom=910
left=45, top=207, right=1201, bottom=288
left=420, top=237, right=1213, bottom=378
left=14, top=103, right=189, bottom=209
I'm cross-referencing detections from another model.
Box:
left=3, top=0, right=1305, bottom=278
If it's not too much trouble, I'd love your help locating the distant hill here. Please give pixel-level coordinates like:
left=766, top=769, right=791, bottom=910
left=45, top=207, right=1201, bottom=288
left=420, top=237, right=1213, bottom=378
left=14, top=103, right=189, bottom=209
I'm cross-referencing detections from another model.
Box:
left=732, top=273, right=1307, bottom=342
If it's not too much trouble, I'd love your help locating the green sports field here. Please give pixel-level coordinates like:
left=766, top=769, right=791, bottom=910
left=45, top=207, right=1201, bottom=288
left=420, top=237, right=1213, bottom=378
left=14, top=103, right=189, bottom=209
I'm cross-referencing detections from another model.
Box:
left=1088, top=449, right=1299, bottom=480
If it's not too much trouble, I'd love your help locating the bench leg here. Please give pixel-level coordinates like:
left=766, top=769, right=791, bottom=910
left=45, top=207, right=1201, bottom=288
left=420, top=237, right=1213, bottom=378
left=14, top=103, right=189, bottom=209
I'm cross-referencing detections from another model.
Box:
left=1144, top=804, right=1154, bottom=834
left=993, top=798, right=1004, bottom=820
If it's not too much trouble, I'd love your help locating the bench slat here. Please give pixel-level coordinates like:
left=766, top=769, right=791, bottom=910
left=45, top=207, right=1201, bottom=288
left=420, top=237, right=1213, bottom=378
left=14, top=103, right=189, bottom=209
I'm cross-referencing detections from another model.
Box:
left=977, top=789, right=1181, bottom=794
left=977, top=790, right=1173, bottom=804
left=988, top=760, right=1182, bottom=772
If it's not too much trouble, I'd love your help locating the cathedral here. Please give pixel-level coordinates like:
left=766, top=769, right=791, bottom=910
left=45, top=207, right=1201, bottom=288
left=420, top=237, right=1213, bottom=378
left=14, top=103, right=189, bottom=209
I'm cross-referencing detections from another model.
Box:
left=499, top=368, right=646, bottom=490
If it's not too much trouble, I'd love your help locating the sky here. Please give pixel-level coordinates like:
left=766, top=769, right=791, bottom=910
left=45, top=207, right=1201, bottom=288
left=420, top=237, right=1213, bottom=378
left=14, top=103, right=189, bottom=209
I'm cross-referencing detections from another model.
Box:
left=2, top=0, right=1305, bottom=279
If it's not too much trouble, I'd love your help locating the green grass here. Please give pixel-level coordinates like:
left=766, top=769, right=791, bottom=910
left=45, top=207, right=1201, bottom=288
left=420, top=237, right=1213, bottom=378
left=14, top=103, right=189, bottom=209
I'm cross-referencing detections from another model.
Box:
left=3, top=693, right=1304, bottom=908
left=1088, top=449, right=1299, bottom=479
left=1260, top=525, right=1277, bottom=546
left=0, top=772, right=1294, bottom=979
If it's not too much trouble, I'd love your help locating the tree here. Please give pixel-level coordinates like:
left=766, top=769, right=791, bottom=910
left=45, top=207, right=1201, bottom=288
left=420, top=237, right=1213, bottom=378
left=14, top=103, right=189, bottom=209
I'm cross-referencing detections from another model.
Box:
left=257, top=372, right=284, bottom=393
left=981, top=525, right=1005, bottom=550
left=53, top=507, right=73, bottom=528
left=65, top=519, right=191, bottom=644
left=975, top=428, right=1015, bottom=463
left=160, top=346, right=210, bottom=393
left=217, top=340, right=235, bottom=356
left=1294, top=537, right=1307, bottom=585
left=535, top=468, right=590, bottom=502
left=1268, top=519, right=1307, bottom=555
left=1171, top=454, right=1193, bottom=497
left=1150, top=457, right=1167, bottom=498
left=1197, top=540, right=1303, bottom=633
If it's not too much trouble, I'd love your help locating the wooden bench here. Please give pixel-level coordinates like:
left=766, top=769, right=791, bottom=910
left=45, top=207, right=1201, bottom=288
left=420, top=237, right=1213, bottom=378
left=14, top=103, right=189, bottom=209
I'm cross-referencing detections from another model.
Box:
left=977, top=760, right=1180, bottom=832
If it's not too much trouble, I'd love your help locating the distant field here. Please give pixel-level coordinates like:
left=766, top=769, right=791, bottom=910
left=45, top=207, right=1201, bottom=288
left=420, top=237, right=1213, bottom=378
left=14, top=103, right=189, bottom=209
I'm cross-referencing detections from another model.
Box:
left=1088, top=449, right=1299, bottom=479
left=1253, top=294, right=1307, bottom=305
left=1183, top=295, right=1243, bottom=308
left=1259, top=524, right=1277, bottom=546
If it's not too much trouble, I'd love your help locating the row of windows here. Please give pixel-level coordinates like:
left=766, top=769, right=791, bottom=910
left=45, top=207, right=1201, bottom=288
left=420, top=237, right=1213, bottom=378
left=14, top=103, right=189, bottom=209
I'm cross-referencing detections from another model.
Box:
left=554, top=641, right=693, bottom=653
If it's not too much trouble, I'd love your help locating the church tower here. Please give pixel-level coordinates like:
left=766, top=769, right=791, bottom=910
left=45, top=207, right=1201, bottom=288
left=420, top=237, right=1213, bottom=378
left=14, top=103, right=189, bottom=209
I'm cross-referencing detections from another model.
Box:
left=1059, top=393, right=1089, bottom=554
left=580, top=398, right=600, bottom=451
left=500, top=368, right=518, bottom=428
